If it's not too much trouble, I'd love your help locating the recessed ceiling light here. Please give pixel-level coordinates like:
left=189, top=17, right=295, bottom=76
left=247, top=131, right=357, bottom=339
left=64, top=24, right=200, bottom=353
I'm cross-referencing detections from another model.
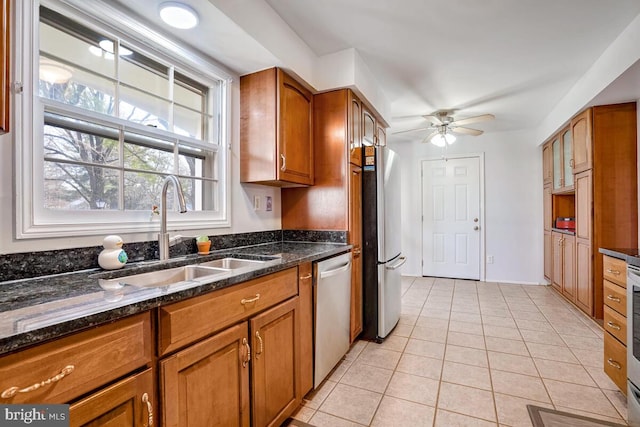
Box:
left=159, top=2, right=199, bottom=29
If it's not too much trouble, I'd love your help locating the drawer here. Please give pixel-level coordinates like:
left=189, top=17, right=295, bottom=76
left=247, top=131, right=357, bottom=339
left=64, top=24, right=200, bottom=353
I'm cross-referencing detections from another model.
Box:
left=0, top=313, right=152, bottom=404
left=604, top=331, right=627, bottom=394
left=604, top=305, right=627, bottom=344
left=158, top=267, right=298, bottom=356
left=603, top=255, right=626, bottom=287
left=604, top=279, right=626, bottom=316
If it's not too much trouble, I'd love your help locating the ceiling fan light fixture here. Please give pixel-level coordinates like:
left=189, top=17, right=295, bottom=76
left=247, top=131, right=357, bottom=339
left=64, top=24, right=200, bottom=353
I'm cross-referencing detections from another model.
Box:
left=430, top=132, right=456, bottom=147
left=159, top=2, right=199, bottom=29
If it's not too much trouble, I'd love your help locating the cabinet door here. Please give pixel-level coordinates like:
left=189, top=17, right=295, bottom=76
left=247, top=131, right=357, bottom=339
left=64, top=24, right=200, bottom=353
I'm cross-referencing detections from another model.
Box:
left=69, top=369, right=154, bottom=427
left=562, top=128, right=573, bottom=188
left=576, top=238, right=593, bottom=316
left=250, top=297, right=300, bottom=427
left=362, top=108, right=376, bottom=146
left=278, top=71, right=313, bottom=185
left=349, top=165, right=363, bottom=342
left=160, top=323, right=250, bottom=427
left=575, top=170, right=592, bottom=241
left=571, top=109, right=592, bottom=174
left=349, top=93, right=362, bottom=166
left=552, top=135, right=562, bottom=191
left=376, top=123, right=386, bottom=148
left=0, top=0, right=8, bottom=133
left=562, top=235, right=576, bottom=301
left=551, top=232, right=562, bottom=292
left=544, top=230, right=552, bottom=281
left=298, top=262, right=313, bottom=396
left=542, top=142, right=552, bottom=184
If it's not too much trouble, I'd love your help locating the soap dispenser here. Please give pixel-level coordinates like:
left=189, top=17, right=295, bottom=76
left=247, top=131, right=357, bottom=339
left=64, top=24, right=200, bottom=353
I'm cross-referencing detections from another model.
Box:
left=98, top=235, right=128, bottom=270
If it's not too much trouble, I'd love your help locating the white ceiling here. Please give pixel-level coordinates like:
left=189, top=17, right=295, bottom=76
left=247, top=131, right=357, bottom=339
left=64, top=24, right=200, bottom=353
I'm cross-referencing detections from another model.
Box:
left=113, top=0, right=640, bottom=140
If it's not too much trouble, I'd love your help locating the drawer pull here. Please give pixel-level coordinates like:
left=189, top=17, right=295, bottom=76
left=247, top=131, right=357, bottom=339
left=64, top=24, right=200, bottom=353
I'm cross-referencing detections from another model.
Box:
left=1, top=365, right=75, bottom=399
left=241, top=294, right=260, bottom=305
left=299, top=274, right=312, bottom=280
left=606, top=321, right=621, bottom=331
left=142, top=392, right=154, bottom=426
left=607, top=358, right=622, bottom=370
left=242, top=338, right=251, bottom=367
left=606, top=295, right=621, bottom=303
left=255, top=331, right=264, bottom=358
left=606, top=269, right=621, bottom=276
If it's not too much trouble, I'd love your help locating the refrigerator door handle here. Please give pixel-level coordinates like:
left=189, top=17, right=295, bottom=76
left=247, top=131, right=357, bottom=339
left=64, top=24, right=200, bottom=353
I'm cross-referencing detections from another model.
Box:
left=386, top=256, right=407, bottom=270
left=319, top=261, right=352, bottom=279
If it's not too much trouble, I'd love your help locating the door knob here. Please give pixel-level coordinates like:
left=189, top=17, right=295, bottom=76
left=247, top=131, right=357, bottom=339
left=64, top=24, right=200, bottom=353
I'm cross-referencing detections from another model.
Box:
left=473, top=226, right=479, bottom=231
left=473, top=218, right=479, bottom=222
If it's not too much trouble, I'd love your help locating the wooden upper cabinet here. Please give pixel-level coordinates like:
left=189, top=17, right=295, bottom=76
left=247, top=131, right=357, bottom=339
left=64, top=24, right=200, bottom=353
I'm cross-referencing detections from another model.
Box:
left=240, top=67, right=313, bottom=186
left=349, top=93, right=362, bottom=166
left=362, top=107, right=376, bottom=146
left=562, top=128, right=573, bottom=187
left=571, top=108, right=592, bottom=174
left=376, top=122, right=387, bottom=148
left=1, top=0, right=9, bottom=133
left=551, top=127, right=573, bottom=193
left=542, top=142, right=552, bottom=184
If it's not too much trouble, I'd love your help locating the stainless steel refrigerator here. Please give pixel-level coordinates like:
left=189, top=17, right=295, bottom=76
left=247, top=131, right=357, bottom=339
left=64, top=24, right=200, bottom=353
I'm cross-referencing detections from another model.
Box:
left=362, top=146, right=406, bottom=341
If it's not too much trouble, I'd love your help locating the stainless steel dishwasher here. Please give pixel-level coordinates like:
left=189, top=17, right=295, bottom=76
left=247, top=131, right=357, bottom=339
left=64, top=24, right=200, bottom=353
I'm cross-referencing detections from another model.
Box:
left=313, top=251, right=352, bottom=388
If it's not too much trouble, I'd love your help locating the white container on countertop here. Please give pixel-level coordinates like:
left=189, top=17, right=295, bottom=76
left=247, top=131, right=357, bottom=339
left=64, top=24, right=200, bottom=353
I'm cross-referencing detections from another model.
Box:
left=98, top=235, right=128, bottom=270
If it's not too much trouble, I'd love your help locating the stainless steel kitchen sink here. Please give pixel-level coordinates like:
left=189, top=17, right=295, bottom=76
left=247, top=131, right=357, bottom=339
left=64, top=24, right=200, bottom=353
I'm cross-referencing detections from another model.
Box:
left=198, top=257, right=271, bottom=270
left=99, top=265, right=230, bottom=289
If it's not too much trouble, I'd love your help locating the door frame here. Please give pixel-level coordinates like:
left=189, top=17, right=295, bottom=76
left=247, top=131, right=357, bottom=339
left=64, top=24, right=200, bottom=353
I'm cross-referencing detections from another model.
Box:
left=420, top=153, right=486, bottom=281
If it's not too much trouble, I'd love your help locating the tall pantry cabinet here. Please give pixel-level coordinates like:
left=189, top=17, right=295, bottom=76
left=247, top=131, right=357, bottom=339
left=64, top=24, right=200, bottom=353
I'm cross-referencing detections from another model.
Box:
left=282, top=88, right=366, bottom=342
left=543, top=102, right=637, bottom=319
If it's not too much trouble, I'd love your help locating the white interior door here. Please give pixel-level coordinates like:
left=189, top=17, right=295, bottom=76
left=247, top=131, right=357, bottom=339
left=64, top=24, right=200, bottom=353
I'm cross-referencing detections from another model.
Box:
left=422, top=156, right=482, bottom=280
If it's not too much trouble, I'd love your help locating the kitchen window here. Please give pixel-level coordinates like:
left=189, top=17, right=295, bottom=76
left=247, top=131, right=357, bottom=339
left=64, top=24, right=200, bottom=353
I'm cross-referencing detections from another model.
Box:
left=16, top=1, right=231, bottom=238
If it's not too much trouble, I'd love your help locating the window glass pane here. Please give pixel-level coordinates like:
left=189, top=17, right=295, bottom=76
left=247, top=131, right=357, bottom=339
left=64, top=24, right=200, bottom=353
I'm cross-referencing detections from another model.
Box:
left=124, top=141, right=174, bottom=174
left=178, top=145, right=214, bottom=178
left=39, top=67, right=117, bottom=115
left=44, top=162, right=120, bottom=210
left=174, top=105, right=204, bottom=139
left=39, top=22, right=115, bottom=80
left=124, top=171, right=164, bottom=211
left=119, top=86, right=170, bottom=129
left=174, top=80, right=203, bottom=111
left=44, top=119, right=120, bottom=165
left=120, top=49, right=170, bottom=99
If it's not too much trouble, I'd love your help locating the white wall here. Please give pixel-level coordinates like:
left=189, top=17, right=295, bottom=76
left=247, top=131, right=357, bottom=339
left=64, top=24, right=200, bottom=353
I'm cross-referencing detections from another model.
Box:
left=393, top=129, right=543, bottom=284
left=0, top=80, right=282, bottom=255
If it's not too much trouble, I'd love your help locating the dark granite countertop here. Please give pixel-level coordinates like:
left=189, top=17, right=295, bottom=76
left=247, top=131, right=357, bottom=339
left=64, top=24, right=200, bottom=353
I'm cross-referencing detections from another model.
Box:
left=0, top=241, right=350, bottom=356
left=599, top=247, right=640, bottom=267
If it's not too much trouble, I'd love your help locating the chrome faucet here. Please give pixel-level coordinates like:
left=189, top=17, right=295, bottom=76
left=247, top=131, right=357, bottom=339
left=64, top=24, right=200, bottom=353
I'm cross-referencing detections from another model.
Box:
left=158, top=175, right=187, bottom=261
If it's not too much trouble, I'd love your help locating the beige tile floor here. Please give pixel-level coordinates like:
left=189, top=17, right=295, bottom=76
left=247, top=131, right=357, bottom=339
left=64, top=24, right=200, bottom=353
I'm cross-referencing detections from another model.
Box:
left=291, top=276, right=629, bottom=426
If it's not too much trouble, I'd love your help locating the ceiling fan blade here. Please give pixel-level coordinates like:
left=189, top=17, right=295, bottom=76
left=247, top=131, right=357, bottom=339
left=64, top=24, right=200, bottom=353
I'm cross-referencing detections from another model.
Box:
left=450, top=126, right=483, bottom=136
left=422, top=114, right=443, bottom=125
left=392, top=126, right=431, bottom=135
left=421, top=130, right=439, bottom=143
left=451, top=114, right=495, bottom=127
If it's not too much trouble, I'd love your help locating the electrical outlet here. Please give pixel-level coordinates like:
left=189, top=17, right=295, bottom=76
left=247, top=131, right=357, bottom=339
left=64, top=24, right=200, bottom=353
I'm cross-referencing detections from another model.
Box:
left=265, top=196, right=272, bottom=212
left=253, top=195, right=261, bottom=211
left=487, top=255, right=494, bottom=264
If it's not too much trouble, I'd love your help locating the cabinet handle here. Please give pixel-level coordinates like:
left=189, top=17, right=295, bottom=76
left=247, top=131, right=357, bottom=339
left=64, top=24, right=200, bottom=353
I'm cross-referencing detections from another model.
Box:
left=242, top=338, right=251, bottom=367
left=353, top=248, right=362, bottom=255
left=606, top=269, right=621, bottom=276
left=1, top=365, right=75, bottom=399
left=607, top=321, right=621, bottom=331
left=241, top=293, right=260, bottom=305
left=142, top=392, right=154, bottom=426
left=255, top=331, right=264, bottom=358
left=299, top=274, right=312, bottom=280
left=607, top=295, right=621, bottom=303
left=607, top=358, right=622, bottom=370
left=280, top=154, right=286, bottom=171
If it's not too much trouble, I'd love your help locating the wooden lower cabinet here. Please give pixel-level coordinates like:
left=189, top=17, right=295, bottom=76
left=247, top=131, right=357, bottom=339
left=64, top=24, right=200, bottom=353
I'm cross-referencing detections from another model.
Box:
left=350, top=164, right=363, bottom=342
left=160, top=323, right=250, bottom=427
left=602, top=255, right=628, bottom=394
left=250, top=297, right=301, bottom=427
left=298, top=262, right=314, bottom=396
left=160, top=298, right=301, bottom=427
left=543, top=230, right=552, bottom=281
left=70, top=369, right=155, bottom=427
left=551, top=231, right=576, bottom=303
left=575, top=238, right=592, bottom=314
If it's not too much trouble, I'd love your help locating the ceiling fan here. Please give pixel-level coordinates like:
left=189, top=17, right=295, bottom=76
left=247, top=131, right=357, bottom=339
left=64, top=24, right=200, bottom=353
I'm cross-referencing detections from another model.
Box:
left=393, top=111, right=495, bottom=146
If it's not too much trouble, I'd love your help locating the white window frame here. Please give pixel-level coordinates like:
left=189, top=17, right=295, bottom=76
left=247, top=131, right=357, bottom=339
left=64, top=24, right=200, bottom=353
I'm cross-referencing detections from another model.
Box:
left=15, top=0, right=233, bottom=239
